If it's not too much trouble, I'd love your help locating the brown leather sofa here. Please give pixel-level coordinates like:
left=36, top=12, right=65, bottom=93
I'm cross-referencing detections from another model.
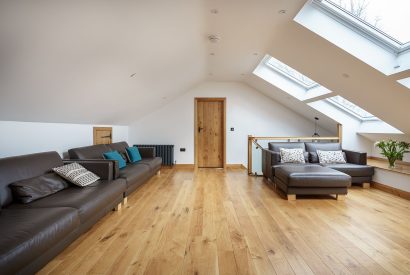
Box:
left=68, top=141, right=162, bottom=196
left=262, top=142, right=374, bottom=187
left=0, top=151, right=126, bottom=275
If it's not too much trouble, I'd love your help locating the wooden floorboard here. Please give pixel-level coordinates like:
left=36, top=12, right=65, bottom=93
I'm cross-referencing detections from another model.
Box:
left=39, top=168, right=410, bottom=275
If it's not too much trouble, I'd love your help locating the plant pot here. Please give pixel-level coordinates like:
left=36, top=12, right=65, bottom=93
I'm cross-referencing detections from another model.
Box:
left=388, top=158, right=396, bottom=168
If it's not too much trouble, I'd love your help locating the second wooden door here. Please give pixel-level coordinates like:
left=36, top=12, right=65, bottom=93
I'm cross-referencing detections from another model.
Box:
left=93, top=127, right=112, bottom=145
left=196, top=98, right=225, bottom=168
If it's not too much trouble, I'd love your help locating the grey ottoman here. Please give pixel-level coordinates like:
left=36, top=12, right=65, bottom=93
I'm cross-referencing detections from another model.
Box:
left=274, top=165, right=351, bottom=200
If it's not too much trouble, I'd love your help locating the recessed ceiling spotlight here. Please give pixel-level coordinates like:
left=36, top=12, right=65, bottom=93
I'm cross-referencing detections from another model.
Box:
left=208, top=34, right=220, bottom=43
left=130, top=73, right=136, bottom=78
left=342, top=73, right=350, bottom=78
left=210, top=9, right=218, bottom=14
left=278, top=9, right=286, bottom=14
left=210, top=52, right=215, bottom=56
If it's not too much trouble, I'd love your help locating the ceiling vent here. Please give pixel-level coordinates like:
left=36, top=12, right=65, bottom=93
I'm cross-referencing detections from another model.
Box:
left=208, top=34, right=220, bottom=43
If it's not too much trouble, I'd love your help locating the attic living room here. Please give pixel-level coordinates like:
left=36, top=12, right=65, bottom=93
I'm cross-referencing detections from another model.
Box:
left=1, top=0, right=410, bottom=274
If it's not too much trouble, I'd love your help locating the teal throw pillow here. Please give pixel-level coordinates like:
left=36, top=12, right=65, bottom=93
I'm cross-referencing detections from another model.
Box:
left=103, top=151, right=126, bottom=169
left=126, top=147, right=142, bottom=163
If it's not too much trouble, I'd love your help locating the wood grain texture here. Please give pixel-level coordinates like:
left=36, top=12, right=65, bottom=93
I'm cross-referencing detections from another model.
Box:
left=39, top=168, right=410, bottom=275
left=93, top=127, right=112, bottom=145
left=368, top=157, right=410, bottom=175
left=195, top=98, right=225, bottom=168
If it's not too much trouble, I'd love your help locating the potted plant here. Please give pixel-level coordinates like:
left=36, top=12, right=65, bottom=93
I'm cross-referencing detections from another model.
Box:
left=375, top=140, right=410, bottom=168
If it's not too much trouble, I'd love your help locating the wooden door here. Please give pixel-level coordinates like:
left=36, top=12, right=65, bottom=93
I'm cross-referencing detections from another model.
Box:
left=93, top=127, right=112, bottom=145
left=195, top=98, right=225, bottom=168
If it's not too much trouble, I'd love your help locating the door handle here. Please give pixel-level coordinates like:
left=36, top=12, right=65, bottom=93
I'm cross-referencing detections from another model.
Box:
left=198, top=127, right=204, bottom=133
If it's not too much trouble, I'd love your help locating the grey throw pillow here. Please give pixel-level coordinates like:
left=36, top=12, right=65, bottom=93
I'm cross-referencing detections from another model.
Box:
left=53, top=163, right=100, bottom=187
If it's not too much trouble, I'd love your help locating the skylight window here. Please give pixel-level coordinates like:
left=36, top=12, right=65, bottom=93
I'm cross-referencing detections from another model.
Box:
left=397, top=77, right=410, bottom=89
left=266, top=57, right=318, bottom=89
left=325, top=0, right=410, bottom=45
left=314, top=0, right=410, bottom=53
left=327, top=95, right=376, bottom=120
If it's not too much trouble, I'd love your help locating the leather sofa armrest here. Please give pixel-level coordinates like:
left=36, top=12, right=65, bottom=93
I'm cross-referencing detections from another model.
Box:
left=135, top=146, right=156, bottom=158
left=63, top=160, right=119, bottom=180
left=343, top=150, right=367, bottom=165
left=261, top=149, right=280, bottom=179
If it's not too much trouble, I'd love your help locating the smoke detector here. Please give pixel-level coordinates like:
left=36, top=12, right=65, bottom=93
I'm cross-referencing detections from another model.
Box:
left=208, top=34, right=220, bottom=43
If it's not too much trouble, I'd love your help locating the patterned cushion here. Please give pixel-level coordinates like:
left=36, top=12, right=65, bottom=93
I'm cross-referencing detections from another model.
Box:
left=280, top=148, right=306, bottom=163
left=53, top=163, right=100, bottom=187
left=317, top=150, right=346, bottom=164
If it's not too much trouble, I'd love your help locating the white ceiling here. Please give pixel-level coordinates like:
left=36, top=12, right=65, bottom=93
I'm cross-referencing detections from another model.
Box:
left=0, top=0, right=408, bottom=136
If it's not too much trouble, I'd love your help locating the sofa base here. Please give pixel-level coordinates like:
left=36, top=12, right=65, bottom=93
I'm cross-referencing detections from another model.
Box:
left=274, top=175, right=348, bottom=200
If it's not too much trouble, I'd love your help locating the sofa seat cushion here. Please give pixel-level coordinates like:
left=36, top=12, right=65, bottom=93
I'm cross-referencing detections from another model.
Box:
left=272, top=164, right=320, bottom=177
left=0, top=207, right=79, bottom=275
left=10, top=180, right=126, bottom=223
left=275, top=165, right=351, bottom=188
left=120, top=164, right=151, bottom=187
left=138, top=157, right=162, bottom=172
left=321, top=163, right=374, bottom=177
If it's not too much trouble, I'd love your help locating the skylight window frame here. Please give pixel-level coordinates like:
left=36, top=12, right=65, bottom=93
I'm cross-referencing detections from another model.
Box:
left=265, top=57, right=320, bottom=90
left=312, top=0, right=410, bottom=54
left=326, top=96, right=378, bottom=121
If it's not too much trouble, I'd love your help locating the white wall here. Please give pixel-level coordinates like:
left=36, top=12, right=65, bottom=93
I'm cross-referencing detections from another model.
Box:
left=0, top=121, right=128, bottom=158
left=129, top=81, right=333, bottom=166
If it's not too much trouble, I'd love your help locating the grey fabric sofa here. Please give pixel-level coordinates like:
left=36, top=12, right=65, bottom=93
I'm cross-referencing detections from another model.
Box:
left=262, top=142, right=374, bottom=199
left=0, top=151, right=126, bottom=275
left=68, top=141, right=162, bottom=196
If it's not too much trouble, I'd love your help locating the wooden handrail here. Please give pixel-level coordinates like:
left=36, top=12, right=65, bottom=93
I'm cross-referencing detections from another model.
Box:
left=247, top=127, right=343, bottom=175
left=248, top=136, right=340, bottom=141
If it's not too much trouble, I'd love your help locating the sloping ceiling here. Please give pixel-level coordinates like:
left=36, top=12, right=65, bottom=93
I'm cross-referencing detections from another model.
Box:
left=0, top=0, right=408, bottom=136
left=0, top=0, right=207, bottom=124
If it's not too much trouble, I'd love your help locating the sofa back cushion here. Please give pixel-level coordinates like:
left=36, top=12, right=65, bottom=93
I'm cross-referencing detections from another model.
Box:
left=305, top=142, right=341, bottom=152
left=107, top=142, right=130, bottom=162
left=268, top=142, right=306, bottom=152
left=0, top=151, right=64, bottom=207
left=107, top=142, right=129, bottom=155
left=68, top=144, right=111, bottom=160
left=10, top=173, right=69, bottom=204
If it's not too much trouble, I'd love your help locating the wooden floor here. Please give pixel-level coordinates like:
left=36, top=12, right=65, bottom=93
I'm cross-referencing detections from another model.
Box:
left=39, top=168, right=410, bottom=275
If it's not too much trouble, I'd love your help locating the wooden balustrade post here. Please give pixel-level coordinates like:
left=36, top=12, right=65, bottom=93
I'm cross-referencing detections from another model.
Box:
left=248, top=135, right=253, bottom=175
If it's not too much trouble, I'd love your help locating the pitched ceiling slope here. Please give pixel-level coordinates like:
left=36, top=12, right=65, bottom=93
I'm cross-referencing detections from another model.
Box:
left=262, top=12, right=410, bottom=135
left=0, top=0, right=206, bottom=125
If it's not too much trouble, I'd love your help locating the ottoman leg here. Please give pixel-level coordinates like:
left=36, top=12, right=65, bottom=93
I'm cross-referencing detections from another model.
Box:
left=287, top=194, right=296, bottom=201
left=362, top=183, right=370, bottom=189
left=336, top=194, right=346, bottom=201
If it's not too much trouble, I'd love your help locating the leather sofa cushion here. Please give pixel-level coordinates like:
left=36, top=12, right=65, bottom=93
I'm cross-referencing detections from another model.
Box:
left=275, top=165, right=351, bottom=188
left=10, top=179, right=126, bottom=223
left=0, top=151, right=64, bottom=207
left=68, top=144, right=111, bottom=160
left=107, top=142, right=129, bottom=156
left=321, top=163, right=374, bottom=177
left=268, top=142, right=305, bottom=152
left=272, top=164, right=320, bottom=177
left=305, top=142, right=341, bottom=153
left=10, top=173, right=69, bottom=203
left=138, top=157, right=162, bottom=172
left=0, top=207, right=79, bottom=275
left=120, top=164, right=151, bottom=187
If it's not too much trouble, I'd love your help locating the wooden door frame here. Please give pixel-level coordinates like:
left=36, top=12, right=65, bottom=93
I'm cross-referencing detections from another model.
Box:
left=194, top=97, right=226, bottom=169
left=93, top=127, right=113, bottom=145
